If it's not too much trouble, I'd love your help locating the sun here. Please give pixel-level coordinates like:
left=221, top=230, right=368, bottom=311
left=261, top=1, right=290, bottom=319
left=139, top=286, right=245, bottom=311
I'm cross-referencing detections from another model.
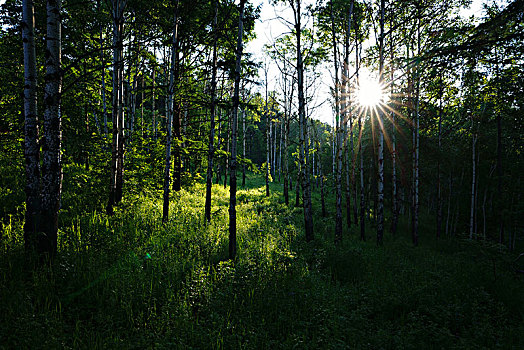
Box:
left=355, top=74, right=387, bottom=108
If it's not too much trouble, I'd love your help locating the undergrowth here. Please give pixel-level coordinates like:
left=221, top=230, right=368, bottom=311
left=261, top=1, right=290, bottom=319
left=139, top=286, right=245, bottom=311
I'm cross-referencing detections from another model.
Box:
left=1, top=167, right=523, bottom=349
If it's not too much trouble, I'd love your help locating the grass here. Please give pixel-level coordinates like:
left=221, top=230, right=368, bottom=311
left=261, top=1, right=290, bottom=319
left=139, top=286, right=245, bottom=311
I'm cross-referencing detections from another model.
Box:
left=1, top=166, right=523, bottom=349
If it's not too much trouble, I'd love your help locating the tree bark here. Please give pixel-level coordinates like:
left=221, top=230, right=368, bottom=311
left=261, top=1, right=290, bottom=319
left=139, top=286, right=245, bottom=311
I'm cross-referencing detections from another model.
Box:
left=23, top=0, right=41, bottom=253
left=205, top=0, right=219, bottom=222
left=344, top=0, right=354, bottom=230
left=390, top=27, right=398, bottom=235
left=228, top=0, right=246, bottom=260
left=376, top=0, right=385, bottom=245
left=331, top=2, right=343, bottom=244
left=107, top=0, right=126, bottom=214
left=469, top=131, right=477, bottom=240
left=242, top=107, right=246, bottom=187
left=437, top=79, right=443, bottom=238
left=293, top=0, right=313, bottom=241
left=40, top=0, right=62, bottom=257
left=162, top=2, right=179, bottom=223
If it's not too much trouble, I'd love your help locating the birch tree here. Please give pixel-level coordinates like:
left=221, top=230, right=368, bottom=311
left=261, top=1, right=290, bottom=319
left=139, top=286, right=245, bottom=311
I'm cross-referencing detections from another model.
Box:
left=228, top=0, right=247, bottom=260
left=40, top=0, right=62, bottom=256
left=205, top=0, right=219, bottom=222
left=107, top=0, right=127, bottom=215
left=162, top=1, right=179, bottom=223
left=22, top=0, right=41, bottom=253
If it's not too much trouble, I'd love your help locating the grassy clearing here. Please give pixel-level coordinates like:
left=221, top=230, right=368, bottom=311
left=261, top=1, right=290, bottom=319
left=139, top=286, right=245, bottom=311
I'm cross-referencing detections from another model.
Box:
left=1, top=171, right=523, bottom=349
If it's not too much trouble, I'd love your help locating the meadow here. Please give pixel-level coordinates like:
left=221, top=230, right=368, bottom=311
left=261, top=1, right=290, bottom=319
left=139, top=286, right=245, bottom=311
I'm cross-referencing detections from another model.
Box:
left=1, top=165, right=523, bottom=349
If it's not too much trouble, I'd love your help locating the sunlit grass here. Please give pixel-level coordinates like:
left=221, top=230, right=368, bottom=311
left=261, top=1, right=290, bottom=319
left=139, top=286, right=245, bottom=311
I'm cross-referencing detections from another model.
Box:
left=0, top=172, right=523, bottom=348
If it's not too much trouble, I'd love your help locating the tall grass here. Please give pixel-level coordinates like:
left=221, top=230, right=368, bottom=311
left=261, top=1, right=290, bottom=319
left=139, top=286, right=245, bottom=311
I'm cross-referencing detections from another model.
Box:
left=1, top=170, right=523, bottom=349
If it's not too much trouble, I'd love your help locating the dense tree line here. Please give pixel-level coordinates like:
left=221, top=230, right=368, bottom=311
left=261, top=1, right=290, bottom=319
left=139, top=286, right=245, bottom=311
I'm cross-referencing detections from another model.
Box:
left=0, top=0, right=522, bottom=262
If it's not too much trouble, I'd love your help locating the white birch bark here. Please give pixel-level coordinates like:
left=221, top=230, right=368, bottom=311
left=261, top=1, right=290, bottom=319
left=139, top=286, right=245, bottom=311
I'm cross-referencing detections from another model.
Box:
left=162, top=2, right=179, bottom=223
left=22, top=0, right=41, bottom=252
left=41, top=0, right=62, bottom=256
left=376, top=0, right=385, bottom=245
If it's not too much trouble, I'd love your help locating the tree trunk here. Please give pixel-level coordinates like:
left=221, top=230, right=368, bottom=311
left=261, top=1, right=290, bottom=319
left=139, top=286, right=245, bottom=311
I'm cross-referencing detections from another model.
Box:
left=294, top=0, right=313, bottom=241
left=229, top=0, right=246, bottom=260
left=205, top=0, right=218, bottom=222
left=496, top=112, right=504, bottom=244
left=359, top=113, right=365, bottom=241
left=265, top=68, right=270, bottom=197
left=23, top=0, right=41, bottom=253
left=376, top=0, right=385, bottom=245
left=445, top=172, right=453, bottom=236
left=344, top=0, right=354, bottom=230
left=99, top=1, right=108, bottom=136
left=469, top=131, right=477, bottom=240
left=242, top=107, right=246, bottom=187
left=390, top=30, right=398, bottom=235
left=40, top=0, right=62, bottom=257
left=152, top=64, right=156, bottom=139
left=295, top=170, right=300, bottom=207
left=437, top=79, right=443, bottom=239
left=162, top=2, right=179, bottom=223
left=107, top=0, right=126, bottom=214
left=331, top=2, right=343, bottom=244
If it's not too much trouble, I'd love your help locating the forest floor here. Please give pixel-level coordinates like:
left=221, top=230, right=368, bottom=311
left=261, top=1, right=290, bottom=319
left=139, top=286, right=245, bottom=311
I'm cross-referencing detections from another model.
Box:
left=1, top=167, right=524, bottom=349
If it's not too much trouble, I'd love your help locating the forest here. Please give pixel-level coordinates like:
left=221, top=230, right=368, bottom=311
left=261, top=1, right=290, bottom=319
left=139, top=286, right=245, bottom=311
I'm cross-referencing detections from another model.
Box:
left=0, top=0, right=523, bottom=347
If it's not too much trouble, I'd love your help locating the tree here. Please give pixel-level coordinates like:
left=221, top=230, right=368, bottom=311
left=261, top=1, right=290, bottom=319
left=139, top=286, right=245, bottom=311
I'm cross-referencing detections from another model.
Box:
left=40, top=0, right=63, bottom=257
left=162, top=0, right=180, bottom=223
left=228, top=0, right=247, bottom=260
left=22, top=0, right=41, bottom=253
left=107, top=0, right=127, bottom=215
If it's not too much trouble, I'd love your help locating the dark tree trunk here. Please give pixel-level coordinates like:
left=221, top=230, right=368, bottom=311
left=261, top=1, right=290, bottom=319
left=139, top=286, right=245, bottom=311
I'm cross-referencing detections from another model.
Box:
left=205, top=0, right=219, bottom=222
left=162, top=2, right=179, bottom=223
left=107, top=0, right=126, bottom=215
left=228, top=0, right=246, bottom=260
left=40, top=0, right=62, bottom=257
left=23, top=0, right=41, bottom=253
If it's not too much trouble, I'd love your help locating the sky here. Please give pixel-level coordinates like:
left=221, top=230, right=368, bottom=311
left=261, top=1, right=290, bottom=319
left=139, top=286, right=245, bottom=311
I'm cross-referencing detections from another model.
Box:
left=245, top=0, right=490, bottom=125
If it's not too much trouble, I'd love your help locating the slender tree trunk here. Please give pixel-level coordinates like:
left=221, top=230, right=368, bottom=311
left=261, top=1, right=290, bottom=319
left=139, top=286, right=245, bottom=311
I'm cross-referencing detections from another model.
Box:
left=242, top=107, right=247, bottom=187
left=223, top=112, right=229, bottom=188
left=359, top=114, right=365, bottom=241
left=355, top=35, right=365, bottom=241
left=295, top=170, right=300, bottom=207
left=496, top=112, right=504, bottom=244
left=344, top=0, right=354, bottom=231
left=446, top=172, right=453, bottom=236
left=265, top=68, right=270, bottom=197
left=152, top=65, right=156, bottom=140
left=283, top=114, right=289, bottom=205
left=115, top=10, right=125, bottom=204
left=84, top=60, right=90, bottom=171
left=99, top=2, right=108, bottom=136
left=278, top=114, right=283, bottom=182
left=229, top=0, right=246, bottom=259
left=40, top=0, right=62, bottom=257
left=331, top=2, right=343, bottom=244
left=390, top=31, right=398, bottom=235
left=376, top=0, right=385, bottom=245
left=23, top=0, right=41, bottom=253
left=172, top=70, right=181, bottom=191
left=216, top=114, right=222, bottom=184
left=293, top=0, right=313, bottom=241
left=107, top=0, right=126, bottom=215
left=162, top=2, right=179, bottom=223
left=410, top=28, right=420, bottom=246
left=436, top=79, right=443, bottom=239
left=140, top=75, right=144, bottom=137
left=469, top=131, right=477, bottom=240
left=205, top=0, right=218, bottom=222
